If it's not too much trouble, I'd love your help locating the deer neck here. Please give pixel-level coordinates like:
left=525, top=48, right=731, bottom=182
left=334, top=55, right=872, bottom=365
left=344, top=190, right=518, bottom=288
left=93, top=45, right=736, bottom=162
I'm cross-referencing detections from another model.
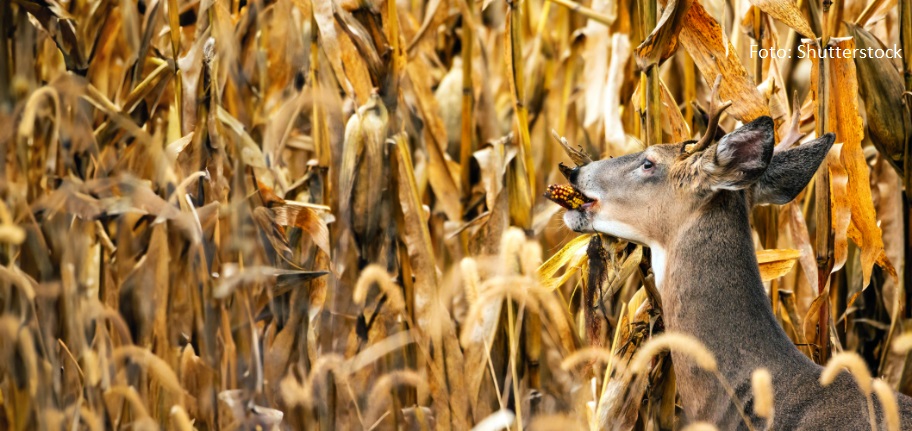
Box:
left=655, top=191, right=808, bottom=420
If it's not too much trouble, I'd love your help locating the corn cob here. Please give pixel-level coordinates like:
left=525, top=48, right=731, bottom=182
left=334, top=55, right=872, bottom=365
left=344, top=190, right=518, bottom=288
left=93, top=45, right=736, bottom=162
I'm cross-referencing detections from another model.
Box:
left=545, top=184, right=592, bottom=209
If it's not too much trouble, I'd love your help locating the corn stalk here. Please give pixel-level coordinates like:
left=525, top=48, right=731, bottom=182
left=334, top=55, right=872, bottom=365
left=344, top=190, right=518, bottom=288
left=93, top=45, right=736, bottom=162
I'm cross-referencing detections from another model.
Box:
left=640, top=0, right=661, bottom=146
left=507, top=0, right=536, bottom=228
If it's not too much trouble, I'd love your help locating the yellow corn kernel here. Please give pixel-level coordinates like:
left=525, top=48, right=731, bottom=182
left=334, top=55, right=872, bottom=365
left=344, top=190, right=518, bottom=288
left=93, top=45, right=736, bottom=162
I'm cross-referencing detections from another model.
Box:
left=545, top=184, right=589, bottom=209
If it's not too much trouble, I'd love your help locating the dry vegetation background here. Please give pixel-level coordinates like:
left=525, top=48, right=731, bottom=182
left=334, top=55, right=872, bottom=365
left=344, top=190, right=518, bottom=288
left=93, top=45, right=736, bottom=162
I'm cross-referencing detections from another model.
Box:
left=1, top=0, right=912, bottom=429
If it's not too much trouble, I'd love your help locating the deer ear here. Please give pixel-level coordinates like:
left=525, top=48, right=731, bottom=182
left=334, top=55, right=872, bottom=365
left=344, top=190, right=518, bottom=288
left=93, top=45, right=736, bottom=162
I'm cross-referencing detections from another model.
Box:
left=752, top=133, right=835, bottom=205
left=704, top=116, right=775, bottom=190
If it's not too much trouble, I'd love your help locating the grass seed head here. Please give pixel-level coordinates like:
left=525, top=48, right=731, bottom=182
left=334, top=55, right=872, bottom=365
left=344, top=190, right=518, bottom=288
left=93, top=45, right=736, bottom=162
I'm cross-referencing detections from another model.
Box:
left=112, top=346, right=184, bottom=395
left=528, top=414, right=583, bottom=430
left=820, top=352, right=872, bottom=394
left=460, top=257, right=481, bottom=305
left=681, top=422, right=719, bottom=431
left=630, top=333, right=717, bottom=374
left=353, top=265, right=405, bottom=314
left=105, top=386, right=150, bottom=419
left=560, top=347, right=616, bottom=371
left=82, top=349, right=100, bottom=387
left=892, top=333, right=912, bottom=354
left=170, top=406, right=195, bottom=431
left=751, top=368, right=774, bottom=420
left=873, top=379, right=900, bottom=431
left=521, top=241, right=543, bottom=277
left=279, top=374, right=308, bottom=408
left=366, top=371, right=428, bottom=424
left=501, top=227, right=527, bottom=274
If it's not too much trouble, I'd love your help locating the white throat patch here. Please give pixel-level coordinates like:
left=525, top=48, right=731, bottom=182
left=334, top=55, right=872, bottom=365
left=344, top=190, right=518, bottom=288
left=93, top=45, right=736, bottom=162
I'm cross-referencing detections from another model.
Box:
left=591, top=220, right=650, bottom=245
left=649, top=246, right=667, bottom=289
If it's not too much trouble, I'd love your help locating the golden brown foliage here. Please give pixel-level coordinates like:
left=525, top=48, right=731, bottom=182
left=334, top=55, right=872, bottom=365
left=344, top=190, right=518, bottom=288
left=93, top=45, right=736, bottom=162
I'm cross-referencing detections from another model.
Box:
left=0, top=0, right=911, bottom=429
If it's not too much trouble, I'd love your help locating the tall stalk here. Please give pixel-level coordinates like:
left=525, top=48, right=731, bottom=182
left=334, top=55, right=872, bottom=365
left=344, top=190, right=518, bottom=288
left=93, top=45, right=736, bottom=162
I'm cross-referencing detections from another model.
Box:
left=507, top=297, right=523, bottom=429
left=641, top=0, right=661, bottom=146
left=900, top=0, right=912, bottom=319
left=507, top=0, right=535, bottom=229
left=753, top=8, right=764, bottom=85
left=167, top=0, right=183, bottom=133
left=460, top=0, right=475, bottom=200
left=0, top=4, right=11, bottom=111
left=814, top=0, right=835, bottom=361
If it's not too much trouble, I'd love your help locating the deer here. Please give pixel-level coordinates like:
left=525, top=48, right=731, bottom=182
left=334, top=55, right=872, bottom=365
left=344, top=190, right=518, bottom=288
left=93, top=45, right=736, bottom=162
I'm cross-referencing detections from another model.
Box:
left=558, top=81, right=912, bottom=429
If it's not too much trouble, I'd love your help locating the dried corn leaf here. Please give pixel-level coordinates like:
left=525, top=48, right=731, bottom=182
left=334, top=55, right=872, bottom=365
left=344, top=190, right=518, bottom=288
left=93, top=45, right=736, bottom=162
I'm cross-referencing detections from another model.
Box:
left=660, top=79, right=692, bottom=142
left=337, top=22, right=375, bottom=105
left=676, top=1, right=769, bottom=121
left=802, top=289, right=828, bottom=352
left=635, top=0, right=693, bottom=68
left=15, top=0, right=88, bottom=72
left=828, top=143, right=852, bottom=273
left=405, top=61, right=463, bottom=222
left=551, top=131, right=594, bottom=167
left=747, top=0, right=816, bottom=39
left=756, top=248, right=801, bottom=281
left=774, top=92, right=807, bottom=152
left=213, top=266, right=327, bottom=299
left=272, top=205, right=331, bottom=256
left=313, top=0, right=356, bottom=99
left=538, top=234, right=595, bottom=290
left=391, top=133, right=438, bottom=329
left=786, top=201, right=819, bottom=293
left=812, top=37, right=893, bottom=288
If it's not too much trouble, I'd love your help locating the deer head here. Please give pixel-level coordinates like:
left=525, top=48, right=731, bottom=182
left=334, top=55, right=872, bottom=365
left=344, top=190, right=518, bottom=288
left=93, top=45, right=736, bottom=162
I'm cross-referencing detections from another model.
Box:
left=561, top=116, right=834, bottom=285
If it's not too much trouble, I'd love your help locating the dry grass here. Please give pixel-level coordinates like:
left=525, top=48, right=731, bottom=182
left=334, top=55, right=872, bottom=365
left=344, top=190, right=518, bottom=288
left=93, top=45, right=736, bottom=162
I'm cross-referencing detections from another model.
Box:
left=0, top=0, right=911, bottom=429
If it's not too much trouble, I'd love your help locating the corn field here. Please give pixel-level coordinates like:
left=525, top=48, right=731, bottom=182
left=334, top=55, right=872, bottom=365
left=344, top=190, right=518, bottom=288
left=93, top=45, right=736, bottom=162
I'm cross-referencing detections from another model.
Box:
left=1, top=0, right=912, bottom=429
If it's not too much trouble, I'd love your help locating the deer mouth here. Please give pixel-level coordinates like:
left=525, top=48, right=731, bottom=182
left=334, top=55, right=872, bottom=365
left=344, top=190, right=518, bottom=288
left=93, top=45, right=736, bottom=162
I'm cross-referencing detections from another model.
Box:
left=545, top=184, right=596, bottom=210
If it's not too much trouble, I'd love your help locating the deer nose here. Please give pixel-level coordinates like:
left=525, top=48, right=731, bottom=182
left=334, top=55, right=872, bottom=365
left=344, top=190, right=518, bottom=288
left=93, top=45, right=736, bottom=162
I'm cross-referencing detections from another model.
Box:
left=558, top=163, right=581, bottom=183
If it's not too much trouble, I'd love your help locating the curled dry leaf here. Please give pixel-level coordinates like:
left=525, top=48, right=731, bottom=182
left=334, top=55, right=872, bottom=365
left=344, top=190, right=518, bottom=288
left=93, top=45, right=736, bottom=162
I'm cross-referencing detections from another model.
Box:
left=312, top=0, right=355, bottom=99
left=405, top=60, right=463, bottom=221
left=785, top=201, right=819, bottom=294
left=272, top=204, right=331, bottom=256
left=660, top=80, right=692, bottom=142
left=774, top=91, right=807, bottom=152
left=827, top=143, right=852, bottom=274
left=747, top=0, right=816, bottom=39
left=212, top=266, right=328, bottom=299
left=635, top=0, right=693, bottom=69
left=391, top=133, right=439, bottom=330
left=538, top=233, right=594, bottom=290
left=551, top=130, right=593, bottom=166
left=674, top=0, right=769, bottom=121
left=811, top=37, right=895, bottom=288
left=756, top=249, right=801, bottom=281
left=605, top=34, right=632, bottom=150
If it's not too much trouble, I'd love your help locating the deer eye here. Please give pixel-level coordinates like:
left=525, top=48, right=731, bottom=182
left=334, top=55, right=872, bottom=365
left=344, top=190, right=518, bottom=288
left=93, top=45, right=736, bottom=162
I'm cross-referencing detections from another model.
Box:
left=642, top=159, right=655, bottom=171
